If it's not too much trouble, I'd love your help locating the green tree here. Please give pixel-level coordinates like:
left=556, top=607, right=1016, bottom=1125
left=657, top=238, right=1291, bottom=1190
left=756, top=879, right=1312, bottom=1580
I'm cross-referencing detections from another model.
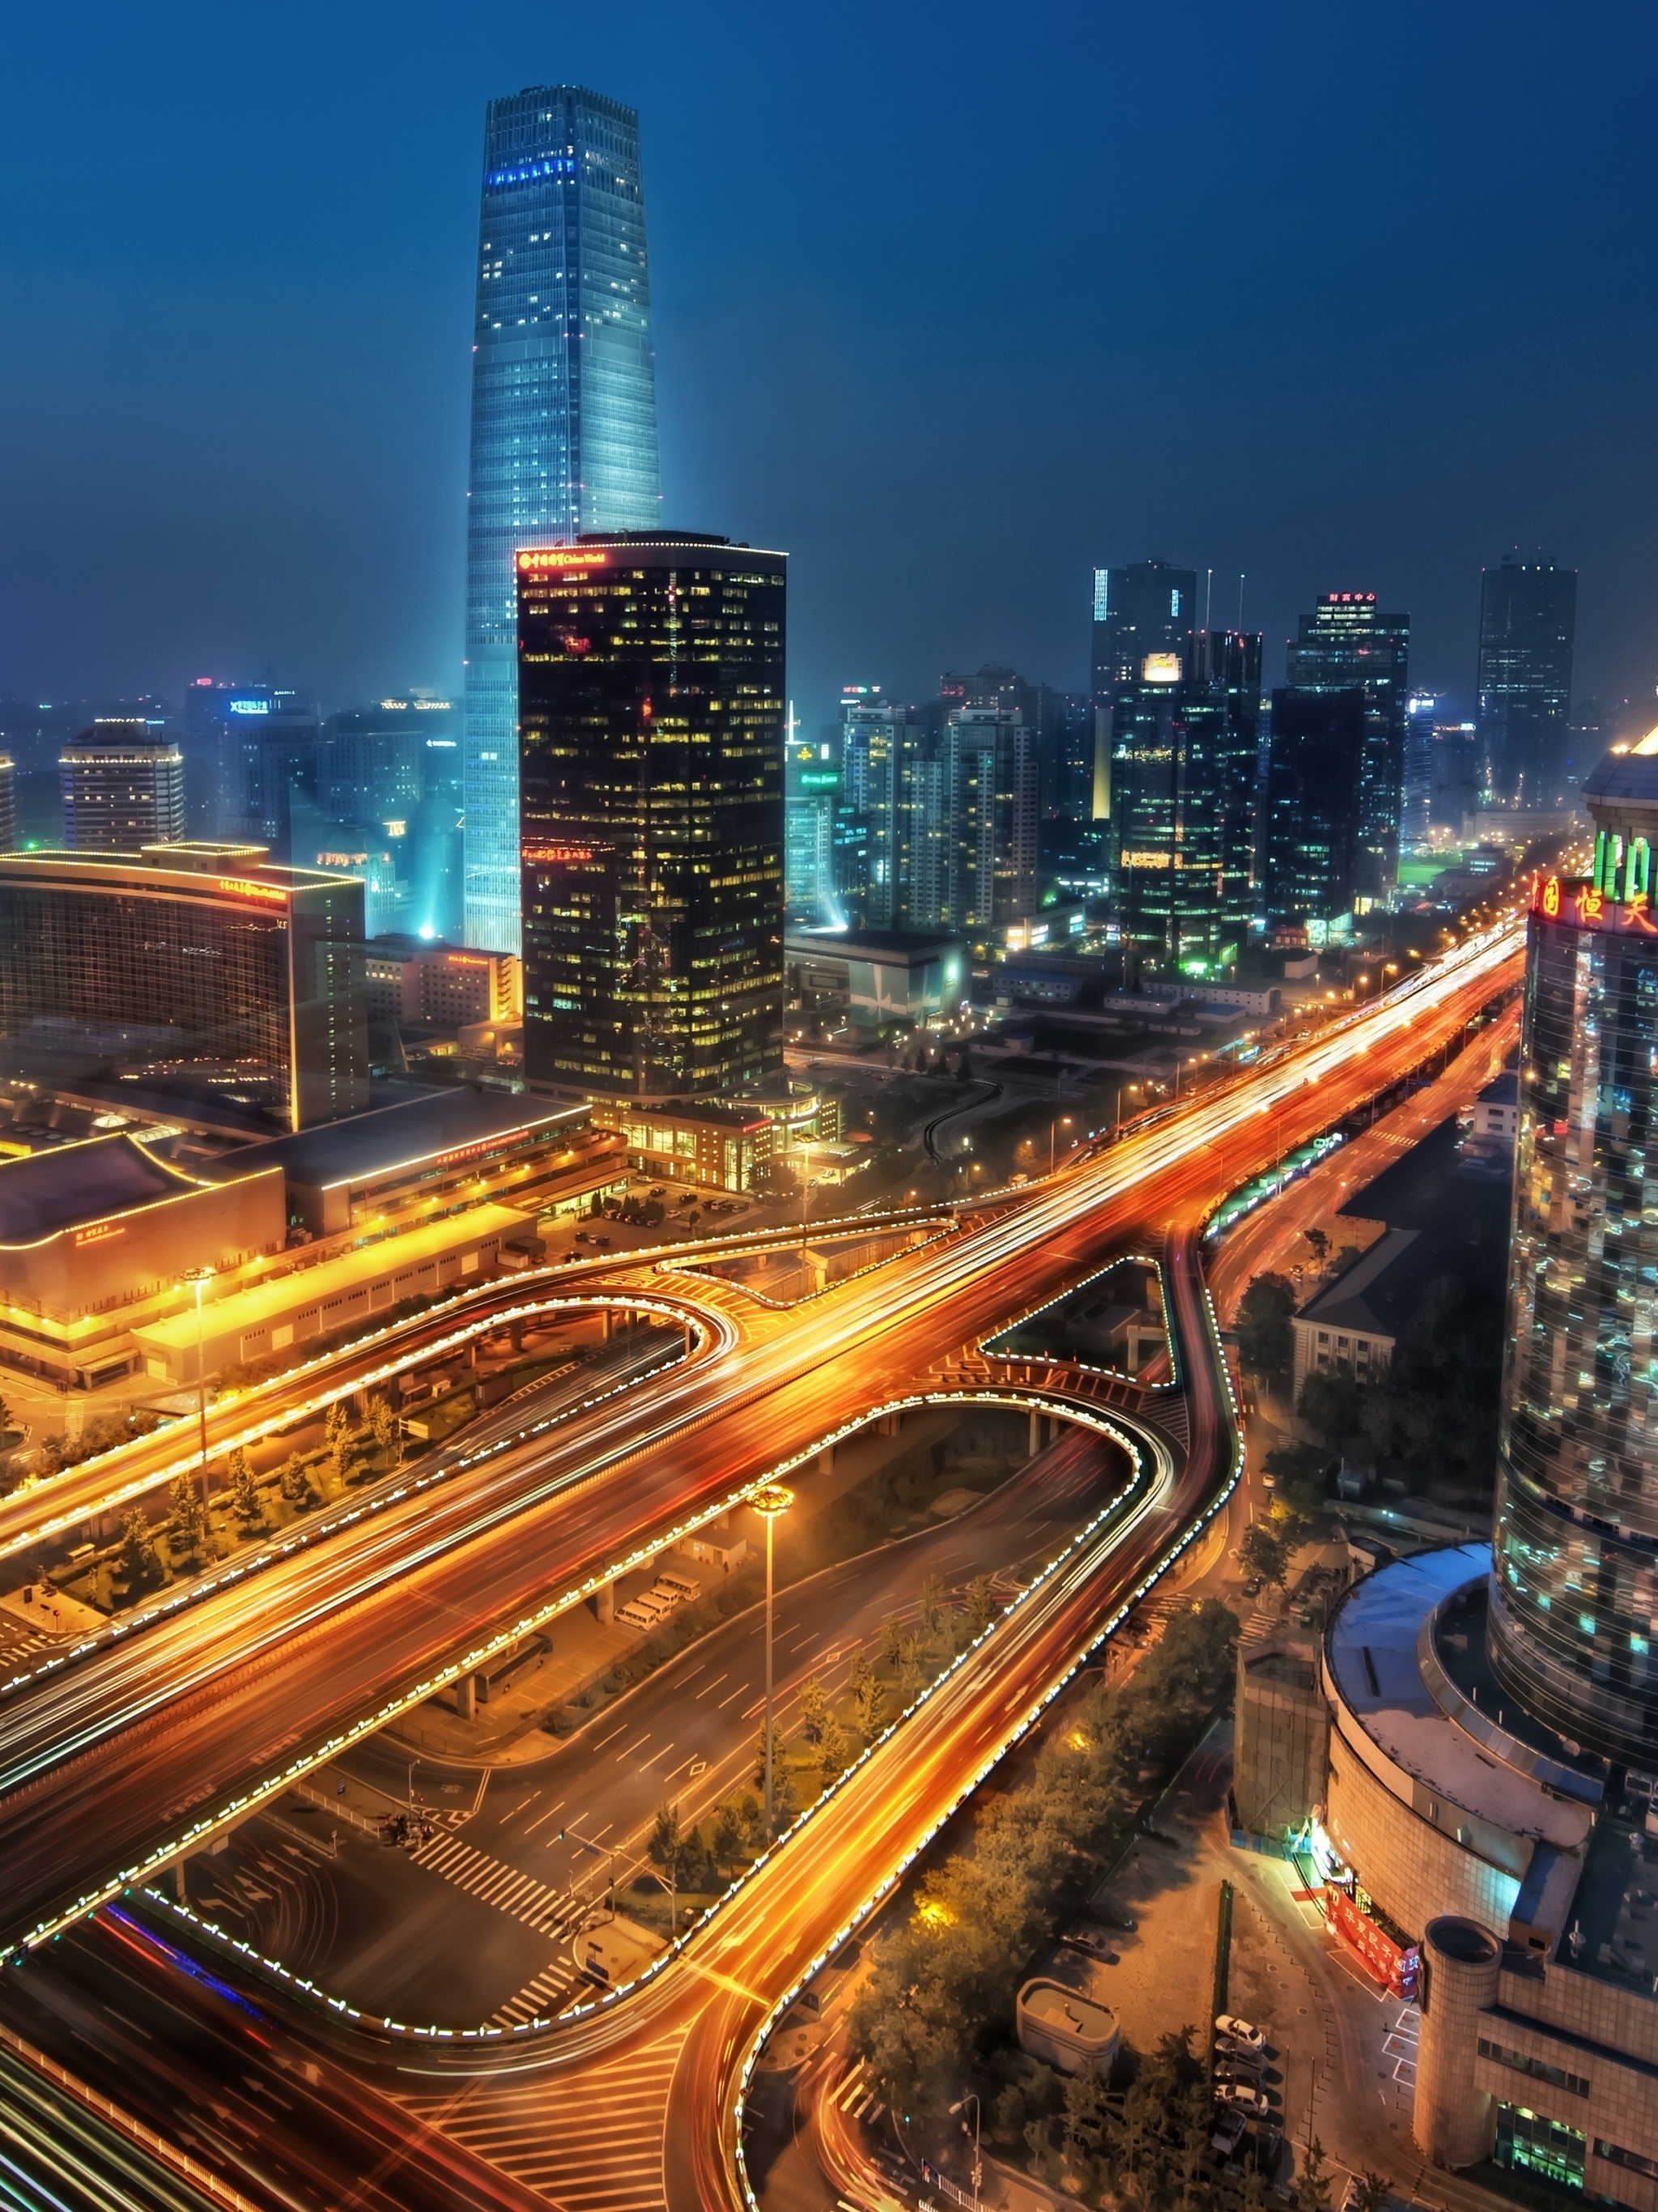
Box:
left=227, top=1447, right=261, bottom=1525
left=881, top=1612, right=906, bottom=1669
left=168, top=1470, right=206, bottom=1559
left=1303, top=1227, right=1329, bottom=1269
left=1296, top=2137, right=1333, bottom=2212
left=0, top=1395, right=15, bottom=1439
left=848, top=1651, right=886, bottom=1738
left=1239, top=1518, right=1293, bottom=1590
left=818, top=1711, right=849, bottom=1778
left=1264, top=1440, right=1329, bottom=1519
left=1235, top=1274, right=1296, bottom=1382
left=965, top=1574, right=997, bottom=1636
left=797, top=1674, right=830, bottom=1745
left=324, top=1397, right=351, bottom=1451
left=1298, top=1359, right=1365, bottom=1452
left=118, top=1507, right=160, bottom=1589
left=648, top=1801, right=681, bottom=1870
left=368, top=1397, right=396, bottom=1456
left=278, top=1452, right=313, bottom=1508
left=916, top=1573, right=945, bottom=1640
left=711, top=1801, right=745, bottom=1870
left=1351, top=2170, right=1391, bottom=2212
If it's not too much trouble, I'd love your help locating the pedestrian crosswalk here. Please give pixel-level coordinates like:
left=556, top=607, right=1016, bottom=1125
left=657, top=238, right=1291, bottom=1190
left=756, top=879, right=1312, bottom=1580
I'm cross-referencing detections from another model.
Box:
left=491, top=1956, right=580, bottom=2027
left=411, top=1828, right=580, bottom=1937
left=399, top=2024, right=687, bottom=2210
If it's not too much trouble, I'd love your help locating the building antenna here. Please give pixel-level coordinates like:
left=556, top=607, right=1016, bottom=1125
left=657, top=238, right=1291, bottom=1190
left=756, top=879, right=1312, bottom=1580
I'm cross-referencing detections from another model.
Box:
left=1237, top=572, right=1246, bottom=628
left=1205, top=568, right=1214, bottom=633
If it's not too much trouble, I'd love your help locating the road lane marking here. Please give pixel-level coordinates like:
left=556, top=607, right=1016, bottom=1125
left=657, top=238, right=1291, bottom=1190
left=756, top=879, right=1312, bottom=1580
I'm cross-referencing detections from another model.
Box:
left=694, top=1673, right=727, bottom=1699
left=521, top=1797, right=565, bottom=1836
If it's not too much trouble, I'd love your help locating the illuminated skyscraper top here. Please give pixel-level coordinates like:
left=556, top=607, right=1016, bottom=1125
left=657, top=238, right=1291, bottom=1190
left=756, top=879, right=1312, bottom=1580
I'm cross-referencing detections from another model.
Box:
left=462, top=85, right=661, bottom=955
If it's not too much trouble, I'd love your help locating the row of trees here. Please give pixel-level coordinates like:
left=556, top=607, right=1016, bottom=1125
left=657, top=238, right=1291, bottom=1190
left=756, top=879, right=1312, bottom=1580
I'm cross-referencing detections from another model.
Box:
left=845, top=1600, right=1238, bottom=2120
left=1235, top=1262, right=1503, bottom=1501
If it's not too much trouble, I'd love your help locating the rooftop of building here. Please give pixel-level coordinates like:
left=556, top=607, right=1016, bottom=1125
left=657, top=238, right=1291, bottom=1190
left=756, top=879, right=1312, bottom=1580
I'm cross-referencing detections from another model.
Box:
left=1557, top=1808, right=1658, bottom=1991
left=0, top=1132, right=215, bottom=1244
left=1584, top=730, right=1658, bottom=812
left=1295, top=1227, right=1450, bottom=1339
left=1325, top=1545, right=1593, bottom=1853
left=0, top=844, right=350, bottom=892
left=784, top=927, right=967, bottom=964
left=1336, top=1112, right=1513, bottom=1247
left=1478, top=1071, right=1519, bottom=1105
left=202, top=1087, right=590, bottom=1193
left=596, top=1095, right=772, bottom=1132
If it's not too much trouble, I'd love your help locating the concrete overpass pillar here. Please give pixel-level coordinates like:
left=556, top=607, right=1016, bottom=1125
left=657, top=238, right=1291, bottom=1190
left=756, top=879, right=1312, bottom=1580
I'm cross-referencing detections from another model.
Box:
left=456, top=1674, right=475, bottom=1721
left=818, top=1445, right=834, bottom=1477
left=474, top=1670, right=490, bottom=1705
left=878, top=1412, right=901, bottom=1437
left=594, top=1580, right=615, bottom=1625
left=602, top=1308, right=614, bottom=1342
left=1030, top=1409, right=1042, bottom=1456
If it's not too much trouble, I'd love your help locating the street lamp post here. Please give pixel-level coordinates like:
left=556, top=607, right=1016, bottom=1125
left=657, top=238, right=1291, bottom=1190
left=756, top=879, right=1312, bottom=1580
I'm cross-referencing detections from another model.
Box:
left=181, top=1266, right=215, bottom=1517
left=750, top=1483, right=793, bottom=1837
left=1048, top=1114, right=1072, bottom=1176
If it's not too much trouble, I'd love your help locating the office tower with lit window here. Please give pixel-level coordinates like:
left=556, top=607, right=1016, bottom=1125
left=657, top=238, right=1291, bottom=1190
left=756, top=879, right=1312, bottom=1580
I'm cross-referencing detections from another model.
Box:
left=941, top=706, right=1037, bottom=936
left=1429, top=721, right=1480, bottom=841
left=517, top=534, right=785, bottom=1097
left=1261, top=688, right=1367, bottom=942
left=463, top=86, right=661, bottom=955
left=1401, top=691, right=1439, bottom=845
left=1090, top=560, right=1200, bottom=700
left=0, top=755, right=13, bottom=853
left=785, top=721, right=840, bottom=929
left=1286, top=591, right=1409, bottom=902
left=1490, top=737, right=1658, bottom=1766
left=1105, top=632, right=1260, bottom=973
left=0, top=845, right=368, bottom=1129
left=1477, top=555, right=1577, bottom=808
left=59, top=721, right=185, bottom=850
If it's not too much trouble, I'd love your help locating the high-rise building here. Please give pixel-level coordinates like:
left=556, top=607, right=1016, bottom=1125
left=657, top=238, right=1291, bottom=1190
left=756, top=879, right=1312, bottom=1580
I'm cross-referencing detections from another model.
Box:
left=517, top=533, right=785, bottom=1098
left=1401, top=691, right=1439, bottom=846
left=1286, top=591, right=1409, bottom=902
left=1261, top=687, right=1367, bottom=942
left=0, top=844, right=368, bottom=1129
left=462, top=86, right=661, bottom=956
left=1477, top=555, right=1577, bottom=808
left=59, top=721, right=185, bottom=850
left=942, top=706, right=1037, bottom=936
left=1428, top=721, right=1479, bottom=842
left=0, top=755, right=14, bottom=853
left=1490, top=740, right=1658, bottom=1767
left=1090, top=561, right=1200, bottom=698
left=1105, top=632, right=1260, bottom=973
left=785, top=717, right=840, bottom=929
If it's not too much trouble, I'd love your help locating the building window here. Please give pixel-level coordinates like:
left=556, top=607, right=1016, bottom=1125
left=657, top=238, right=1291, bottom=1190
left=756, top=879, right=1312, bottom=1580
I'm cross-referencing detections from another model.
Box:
left=1597, top=2142, right=1658, bottom=2184
left=1495, top=2106, right=1586, bottom=2191
left=1478, top=2040, right=1589, bottom=2098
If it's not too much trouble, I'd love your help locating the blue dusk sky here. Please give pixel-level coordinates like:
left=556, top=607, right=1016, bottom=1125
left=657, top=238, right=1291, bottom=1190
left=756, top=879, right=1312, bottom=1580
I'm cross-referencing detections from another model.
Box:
left=0, top=1, right=1653, bottom=727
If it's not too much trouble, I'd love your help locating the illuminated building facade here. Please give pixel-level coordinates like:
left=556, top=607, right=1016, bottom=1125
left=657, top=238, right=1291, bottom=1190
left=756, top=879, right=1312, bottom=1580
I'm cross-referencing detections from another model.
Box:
left=1478, top=555, right=1577, bottom=808
left=59, top=721, right=185, bottom=850
left=941, top=706, right=1037, bottom=935
left=1262, top=687, right=1367, bottom=942
left=1286, top=591, right=1409, bottom=900
left=463, top=85, right=661, bottom=955
left=1090, top=560, right=1199, bottom=698
left=0, top=845, right=368, bottom=1129
left=1105, top=631, right=1260, bottom=973
left=517, top=534, right=786, bottom=1098
left=1490, top=739, right=1658, bottom=1767
left=0, top=755, right=13, bottom=852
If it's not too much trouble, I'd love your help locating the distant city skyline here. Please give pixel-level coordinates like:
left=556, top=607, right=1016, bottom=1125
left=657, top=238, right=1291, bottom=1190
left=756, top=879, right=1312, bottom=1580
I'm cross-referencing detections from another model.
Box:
left=0, top=6, right=1652, bottom=730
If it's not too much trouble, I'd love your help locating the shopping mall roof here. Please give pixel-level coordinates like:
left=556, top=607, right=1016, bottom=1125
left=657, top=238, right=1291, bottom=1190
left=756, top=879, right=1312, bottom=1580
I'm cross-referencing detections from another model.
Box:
left=0, top=1134, right=209, bottom=1245
left=1326, top=1544, right=1592, bottom=1852
left=206, top=1088, right=588, bottom=1196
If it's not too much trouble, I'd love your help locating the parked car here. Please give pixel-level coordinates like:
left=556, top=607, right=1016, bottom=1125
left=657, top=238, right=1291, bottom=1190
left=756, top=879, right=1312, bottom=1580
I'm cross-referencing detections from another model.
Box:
left=1216, top=2031, right=1265, bottom=2067
left=1215, top=2014, right=1267, bottom=2052
left=1215, top=2060, right=1264, bottom=2087
left=1214, top=2084, right=1269, bottom=2118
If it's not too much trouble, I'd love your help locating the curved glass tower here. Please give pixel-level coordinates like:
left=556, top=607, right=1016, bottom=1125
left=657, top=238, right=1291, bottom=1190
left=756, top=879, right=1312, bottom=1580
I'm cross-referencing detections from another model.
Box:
left=1490, top=737, right=1658, bottom=1766
left=461, top=85, right=661, bottom=955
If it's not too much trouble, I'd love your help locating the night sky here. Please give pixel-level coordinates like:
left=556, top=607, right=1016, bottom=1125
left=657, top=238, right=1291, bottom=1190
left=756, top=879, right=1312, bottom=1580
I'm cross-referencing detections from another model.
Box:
left=1, top=2, right=1654, bottom=728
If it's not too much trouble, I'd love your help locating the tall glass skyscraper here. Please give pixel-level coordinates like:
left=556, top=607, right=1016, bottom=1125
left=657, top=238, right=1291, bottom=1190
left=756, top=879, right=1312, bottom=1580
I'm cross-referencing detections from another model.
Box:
left=1477, top=554, right=1577, bottom=809
left=1286, top=590, right=1410, bottom=904
left=462, top=85, right=661, bottom=955
left=1490, top=738, right=1658, bottom=1767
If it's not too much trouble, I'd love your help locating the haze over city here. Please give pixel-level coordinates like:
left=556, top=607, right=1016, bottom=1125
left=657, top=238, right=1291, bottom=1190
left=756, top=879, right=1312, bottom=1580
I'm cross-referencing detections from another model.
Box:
left=2, top=1, right=1655, bottom=717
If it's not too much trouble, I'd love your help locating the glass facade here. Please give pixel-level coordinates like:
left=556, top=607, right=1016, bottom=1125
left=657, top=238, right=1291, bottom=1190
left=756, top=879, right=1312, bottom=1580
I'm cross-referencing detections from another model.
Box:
left=1263, top=687, right=1367, bottom=941
left=1494, top=2105, right=1585, bottom=2190
left=517, top=535, right=785, bottom=1098
left=0, top=849, right=368, bottom=1129
left=1478, top=555, right=1577, bottom=807
left=1286, top=591, right=1410, bottom=903
left=462, top=86, right=661, bottom=956
left=1107, top=632, right=1259, bottom=973
left=1491, top=849, right=1658, bottom=1766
